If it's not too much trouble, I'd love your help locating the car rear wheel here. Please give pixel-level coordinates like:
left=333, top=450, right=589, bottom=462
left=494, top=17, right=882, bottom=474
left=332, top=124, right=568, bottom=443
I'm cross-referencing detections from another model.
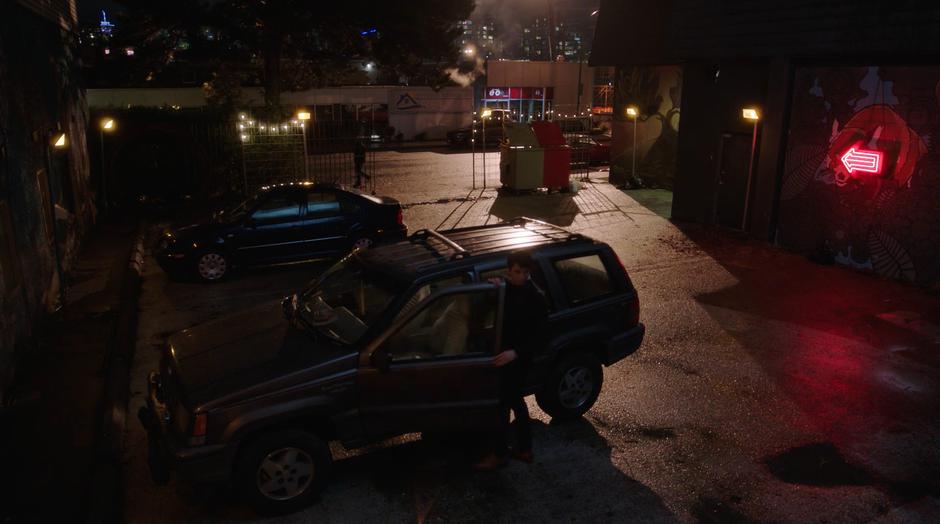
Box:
left=236, top=430, right=332, bottom=516
left=195, top=252, right=229, bottom=283
left=351, top=235, right=374, bottom=251
left=536, top=352, right=603, bottom=421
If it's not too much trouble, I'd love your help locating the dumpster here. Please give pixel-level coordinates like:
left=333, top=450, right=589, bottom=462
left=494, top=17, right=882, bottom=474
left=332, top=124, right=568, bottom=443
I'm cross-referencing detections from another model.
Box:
left=531, top=122, right=572, bottom=190
left=499, top=123, right=544, bottom=190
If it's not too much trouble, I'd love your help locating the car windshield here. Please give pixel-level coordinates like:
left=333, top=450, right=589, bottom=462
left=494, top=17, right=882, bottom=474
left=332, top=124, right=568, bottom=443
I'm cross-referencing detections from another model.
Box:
left=216, top=195, right=259, bottom=223
left=298, top=255, right=401, bottom=345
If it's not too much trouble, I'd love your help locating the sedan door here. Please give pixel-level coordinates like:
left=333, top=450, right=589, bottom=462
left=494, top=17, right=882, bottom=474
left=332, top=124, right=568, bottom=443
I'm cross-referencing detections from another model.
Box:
left=232, top=192, right=307, bottom=265
left=299, top=190, right=355, bottom=257
left=357, top=283, right=504, bottom=439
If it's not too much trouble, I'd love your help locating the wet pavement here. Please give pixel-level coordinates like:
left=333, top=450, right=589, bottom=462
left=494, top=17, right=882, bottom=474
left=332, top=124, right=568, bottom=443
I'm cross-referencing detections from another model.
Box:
left=123, top=150, right=940, bottom=523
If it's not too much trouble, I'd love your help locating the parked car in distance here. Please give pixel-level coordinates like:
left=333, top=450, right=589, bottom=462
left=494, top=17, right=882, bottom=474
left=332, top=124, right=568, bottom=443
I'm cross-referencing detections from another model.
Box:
left=139, top=217, right=644, bottom=515
left=155, top=183, right=406, bottom=282
left=567, top=134, right=611, bottom=165
left=446, top=109, right=514, bottom=148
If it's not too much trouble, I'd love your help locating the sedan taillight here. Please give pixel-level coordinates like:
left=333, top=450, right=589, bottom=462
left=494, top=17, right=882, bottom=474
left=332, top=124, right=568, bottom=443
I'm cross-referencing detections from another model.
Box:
left=396, top=208, right=403, bottom=226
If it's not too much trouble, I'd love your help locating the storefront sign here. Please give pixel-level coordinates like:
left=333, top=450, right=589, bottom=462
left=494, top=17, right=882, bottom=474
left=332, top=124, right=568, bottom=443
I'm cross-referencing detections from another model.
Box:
left=485, top=87, right=554, bottom=100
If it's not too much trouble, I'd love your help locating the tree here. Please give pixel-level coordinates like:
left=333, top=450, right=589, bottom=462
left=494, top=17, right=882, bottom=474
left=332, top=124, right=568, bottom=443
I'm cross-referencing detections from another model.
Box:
left=112, top=0, right=474, bottom=114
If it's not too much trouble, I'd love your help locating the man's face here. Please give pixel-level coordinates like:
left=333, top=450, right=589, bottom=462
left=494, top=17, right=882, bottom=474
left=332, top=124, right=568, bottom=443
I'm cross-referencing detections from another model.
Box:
left=507, top=263, right=529, bottom=286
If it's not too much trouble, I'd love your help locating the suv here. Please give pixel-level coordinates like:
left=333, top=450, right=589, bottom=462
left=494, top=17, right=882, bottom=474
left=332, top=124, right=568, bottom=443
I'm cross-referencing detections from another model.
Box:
left=139, top=218, right=644, bottom=514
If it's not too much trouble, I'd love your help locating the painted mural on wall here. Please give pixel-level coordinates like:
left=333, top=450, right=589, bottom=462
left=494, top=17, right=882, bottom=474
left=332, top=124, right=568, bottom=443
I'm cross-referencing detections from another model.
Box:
left=610, top=65, right=681, bottom=189
left=778, top=66, right=940, bottom=287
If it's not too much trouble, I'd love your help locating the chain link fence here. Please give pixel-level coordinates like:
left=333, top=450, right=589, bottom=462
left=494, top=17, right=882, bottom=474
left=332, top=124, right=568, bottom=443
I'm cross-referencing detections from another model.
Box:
left=235, top=114, right=378, bottom=194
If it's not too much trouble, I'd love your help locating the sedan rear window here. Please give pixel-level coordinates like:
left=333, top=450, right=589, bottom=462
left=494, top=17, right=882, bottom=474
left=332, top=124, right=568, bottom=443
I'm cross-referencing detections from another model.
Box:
left=552, top=254, right=612, bottom=305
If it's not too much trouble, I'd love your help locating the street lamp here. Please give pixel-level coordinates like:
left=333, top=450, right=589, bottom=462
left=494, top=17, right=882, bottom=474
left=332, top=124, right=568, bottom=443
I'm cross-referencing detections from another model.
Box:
left=53, top=133, right=67, bottom=148
left=626, top=105, right=639, bottom=187
left=296, top=110, right=311, bottom=179
left=99, top=118, right=115, bottom=212
left=480, top=109, right=492, bottom=188
left=741, top=107, right=760, bottom=230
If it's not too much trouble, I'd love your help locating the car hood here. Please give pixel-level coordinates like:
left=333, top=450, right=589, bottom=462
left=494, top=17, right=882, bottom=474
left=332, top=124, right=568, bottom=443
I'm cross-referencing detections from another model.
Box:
left=172, top=221, right=228, bottom=242
left=165, top=300, right=356, bottom=408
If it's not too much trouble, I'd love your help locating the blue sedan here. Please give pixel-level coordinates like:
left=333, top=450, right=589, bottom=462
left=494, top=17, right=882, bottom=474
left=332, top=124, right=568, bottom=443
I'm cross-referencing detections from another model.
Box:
left=155, top=183, right=407, bottom=282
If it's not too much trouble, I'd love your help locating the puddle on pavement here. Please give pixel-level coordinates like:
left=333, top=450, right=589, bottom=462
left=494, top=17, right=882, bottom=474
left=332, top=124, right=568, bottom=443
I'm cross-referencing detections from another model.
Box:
left=765, top=442, right=872, bottom=486
left=691, top=496, right=755, bottom=524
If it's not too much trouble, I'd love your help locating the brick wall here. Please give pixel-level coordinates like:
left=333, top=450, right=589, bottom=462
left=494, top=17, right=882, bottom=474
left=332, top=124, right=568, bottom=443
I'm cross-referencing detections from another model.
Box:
left=0, top=1, right=93, bottom=399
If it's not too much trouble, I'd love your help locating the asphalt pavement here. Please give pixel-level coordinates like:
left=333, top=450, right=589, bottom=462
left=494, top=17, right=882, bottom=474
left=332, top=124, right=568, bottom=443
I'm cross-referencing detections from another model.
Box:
left=121, top=150, right=940, bottom=523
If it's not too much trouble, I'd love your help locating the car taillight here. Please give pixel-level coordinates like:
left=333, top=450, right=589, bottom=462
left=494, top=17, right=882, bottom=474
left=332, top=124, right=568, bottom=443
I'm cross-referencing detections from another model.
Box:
left=613, top=252, right=639, bottom=325
left=627, top=292, right=640, bottom=326
left=192, top=413, right=208, bottom=437
left=396, top=208, right=403, bottom=225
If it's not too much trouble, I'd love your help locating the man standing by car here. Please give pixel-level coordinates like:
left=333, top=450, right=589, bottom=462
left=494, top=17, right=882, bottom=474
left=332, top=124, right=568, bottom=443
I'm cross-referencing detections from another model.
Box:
left=353, top=139, right=369, bottom=188
left=475, top=252, right=549, bottom=470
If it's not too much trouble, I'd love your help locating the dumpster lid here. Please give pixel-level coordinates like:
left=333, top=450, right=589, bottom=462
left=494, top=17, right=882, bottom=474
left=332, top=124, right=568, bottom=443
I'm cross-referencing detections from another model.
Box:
left=503, top=123, right=540, bottom=147
left=531, top=122, right=567, bottom=147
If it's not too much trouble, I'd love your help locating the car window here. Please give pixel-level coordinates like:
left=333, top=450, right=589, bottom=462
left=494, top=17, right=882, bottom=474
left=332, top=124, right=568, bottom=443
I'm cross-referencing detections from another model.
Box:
left=385, top=288, right=499, bottom=362
left=307, top=192, right=342, bottom=218
left=395, top=274, right=469, bottom=322
left=251, top=195, right=301, bottom=224
left=479, top=263, right=552, bottom=309
left=299, top=256, right=402, bottom=345
left=552, top=254, right=613, bottom=305
left=337, top=194, right=361, bottom=214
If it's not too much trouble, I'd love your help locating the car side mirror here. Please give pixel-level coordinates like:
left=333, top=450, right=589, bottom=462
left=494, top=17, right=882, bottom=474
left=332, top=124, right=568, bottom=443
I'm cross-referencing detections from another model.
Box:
left=372, top=351, right=390, bottom=372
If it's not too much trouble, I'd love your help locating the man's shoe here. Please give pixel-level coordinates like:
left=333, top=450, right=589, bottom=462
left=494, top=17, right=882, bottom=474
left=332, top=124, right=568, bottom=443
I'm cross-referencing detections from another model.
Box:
left=511, top=450, right=534, bottom=463
left=472, top=453, right=508, bottom=471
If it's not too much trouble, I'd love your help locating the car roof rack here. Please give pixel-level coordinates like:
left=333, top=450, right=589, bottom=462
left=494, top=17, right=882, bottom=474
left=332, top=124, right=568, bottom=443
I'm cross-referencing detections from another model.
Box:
left=363, top=218, right=592, bottom=280
left=410, top=217, right=583, bottom=259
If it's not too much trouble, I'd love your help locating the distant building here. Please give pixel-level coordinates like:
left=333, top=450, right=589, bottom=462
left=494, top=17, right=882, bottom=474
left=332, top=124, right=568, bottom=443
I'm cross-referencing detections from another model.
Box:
left=99, top=10, right=114, bottom=36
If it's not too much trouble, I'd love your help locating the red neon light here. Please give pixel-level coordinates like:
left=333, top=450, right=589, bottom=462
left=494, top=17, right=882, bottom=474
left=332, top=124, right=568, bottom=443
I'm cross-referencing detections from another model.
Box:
left=840, top=147, right=883, bottom=175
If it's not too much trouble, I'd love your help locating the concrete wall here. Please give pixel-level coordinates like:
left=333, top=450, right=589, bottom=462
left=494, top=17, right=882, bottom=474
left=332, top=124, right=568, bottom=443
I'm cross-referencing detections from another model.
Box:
left=592, top=0, right=940, bottom=66
left=609, top=65, right=682, bottom=189
left=0, top=1, right=93, bottom=398
left=777, top=65, right=940, bottom=287
left=671, top=60, right=770, bottom=226
left=87, top=86, right=475, bottom=140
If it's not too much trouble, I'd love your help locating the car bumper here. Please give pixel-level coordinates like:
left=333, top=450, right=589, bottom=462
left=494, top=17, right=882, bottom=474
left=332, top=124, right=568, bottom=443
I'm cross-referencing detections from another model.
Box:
left=154, top=248, right=192, bottom=276
left=602, top=323, right=645, bottom=366
left=376, top=224, right=408, bottom=243
left=138, top=372, right=231, bottom=485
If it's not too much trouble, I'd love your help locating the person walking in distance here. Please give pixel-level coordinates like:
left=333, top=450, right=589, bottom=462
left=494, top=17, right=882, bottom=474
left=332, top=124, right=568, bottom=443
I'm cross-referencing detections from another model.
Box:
left=474, top=251, right=549, bottom=470
left=353, top=139, right=370, bottom=188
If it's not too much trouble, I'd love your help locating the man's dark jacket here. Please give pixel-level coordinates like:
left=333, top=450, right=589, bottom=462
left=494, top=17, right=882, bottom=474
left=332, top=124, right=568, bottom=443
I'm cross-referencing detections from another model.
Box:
left=500, top=279, right=548, bottom=397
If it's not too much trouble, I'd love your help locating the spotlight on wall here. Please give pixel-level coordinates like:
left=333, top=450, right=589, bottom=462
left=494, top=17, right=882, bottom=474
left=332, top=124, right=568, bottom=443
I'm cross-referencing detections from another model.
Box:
left=53, top=133, right=67, bottom=148
left=742, top=108, right=760, bottom=121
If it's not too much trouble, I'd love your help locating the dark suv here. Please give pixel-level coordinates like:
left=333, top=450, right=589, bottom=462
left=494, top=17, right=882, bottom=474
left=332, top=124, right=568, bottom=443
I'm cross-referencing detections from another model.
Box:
left=139, top=218, right=644, bottom=514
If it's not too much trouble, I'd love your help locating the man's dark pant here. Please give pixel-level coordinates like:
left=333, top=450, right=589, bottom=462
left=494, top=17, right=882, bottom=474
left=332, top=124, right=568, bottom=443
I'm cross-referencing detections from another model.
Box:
left=494, top=394, right=532, bottom=457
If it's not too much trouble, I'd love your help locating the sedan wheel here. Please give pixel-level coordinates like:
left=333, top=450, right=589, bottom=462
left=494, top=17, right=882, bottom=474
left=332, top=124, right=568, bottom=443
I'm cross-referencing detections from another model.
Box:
left=352, top=236, right=373, bottom=251
left=196, top=252, right=227, bottom=282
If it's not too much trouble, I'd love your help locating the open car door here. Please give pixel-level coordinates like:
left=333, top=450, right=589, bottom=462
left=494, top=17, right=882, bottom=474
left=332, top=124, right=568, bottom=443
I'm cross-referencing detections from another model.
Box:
left=358, top=282, right=504, bottom=439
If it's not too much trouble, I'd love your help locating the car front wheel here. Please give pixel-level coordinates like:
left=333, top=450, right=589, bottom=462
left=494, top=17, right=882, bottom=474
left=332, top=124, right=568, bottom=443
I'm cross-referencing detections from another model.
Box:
left=536, top=352, right=603, bottom=421
left=195, top=251, right=229, bottom=283
left=236, top=430, right=332, bottom=516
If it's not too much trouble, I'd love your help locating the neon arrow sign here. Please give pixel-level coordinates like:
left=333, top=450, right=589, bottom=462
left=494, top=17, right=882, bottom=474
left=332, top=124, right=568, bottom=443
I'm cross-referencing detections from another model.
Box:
left=840, top=147, right=884, bottom=175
